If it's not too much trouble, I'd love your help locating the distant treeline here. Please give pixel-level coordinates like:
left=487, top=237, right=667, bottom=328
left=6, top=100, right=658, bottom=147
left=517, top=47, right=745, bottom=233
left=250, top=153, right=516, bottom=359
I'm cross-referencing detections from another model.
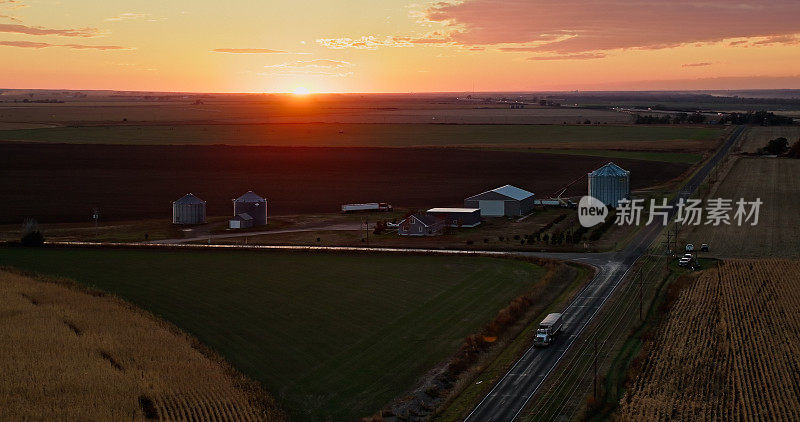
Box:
left=553, top=92, right=800, bottom=107
left=635, top=112, right=707, bottom=125
left=717, top=110, right=795, bottom=125
left=635, top=111, right=795, bottom=126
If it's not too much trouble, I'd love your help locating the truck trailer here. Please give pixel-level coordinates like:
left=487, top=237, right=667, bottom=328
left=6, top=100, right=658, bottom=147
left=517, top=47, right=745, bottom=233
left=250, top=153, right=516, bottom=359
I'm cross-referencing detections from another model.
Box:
left=533, top=313, right=563, bottom=347
left=341, top=202, right=393, bottom=213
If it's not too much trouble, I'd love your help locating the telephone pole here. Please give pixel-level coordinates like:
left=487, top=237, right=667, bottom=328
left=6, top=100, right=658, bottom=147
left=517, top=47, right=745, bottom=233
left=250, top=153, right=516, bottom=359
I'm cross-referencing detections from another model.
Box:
left=639, top=269, right=644, bottom=321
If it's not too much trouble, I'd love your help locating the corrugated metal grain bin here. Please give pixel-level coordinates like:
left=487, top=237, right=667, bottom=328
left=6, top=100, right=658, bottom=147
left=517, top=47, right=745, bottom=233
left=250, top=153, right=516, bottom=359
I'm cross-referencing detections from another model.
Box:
left=588, top=162, right=630, bottom=207
left=233, top=191, right=267, bottom=226
left=172, top=193, right=206, bottom=225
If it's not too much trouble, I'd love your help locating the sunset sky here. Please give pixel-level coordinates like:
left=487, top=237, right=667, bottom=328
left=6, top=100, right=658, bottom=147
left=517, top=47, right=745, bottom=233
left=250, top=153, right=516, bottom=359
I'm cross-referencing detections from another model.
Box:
left=2, top=0, right=800, bottom=93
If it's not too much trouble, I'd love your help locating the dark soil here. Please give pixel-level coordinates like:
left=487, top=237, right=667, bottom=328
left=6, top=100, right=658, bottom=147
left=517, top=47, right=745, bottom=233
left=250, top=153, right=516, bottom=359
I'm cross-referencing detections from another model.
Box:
left=0, top=143, right=689, bottom=223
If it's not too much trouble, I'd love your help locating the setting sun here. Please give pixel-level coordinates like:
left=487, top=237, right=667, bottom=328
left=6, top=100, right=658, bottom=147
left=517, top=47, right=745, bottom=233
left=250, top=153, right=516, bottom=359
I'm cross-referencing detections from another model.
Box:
left=292, top=87, right=311, bottom=95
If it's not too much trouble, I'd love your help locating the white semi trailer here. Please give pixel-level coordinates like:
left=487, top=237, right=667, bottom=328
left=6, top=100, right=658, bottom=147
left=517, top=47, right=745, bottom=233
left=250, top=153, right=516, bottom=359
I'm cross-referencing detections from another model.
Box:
left=533, top=313, right=563, bottom=347
left=341, top=202, right=393, bottom=213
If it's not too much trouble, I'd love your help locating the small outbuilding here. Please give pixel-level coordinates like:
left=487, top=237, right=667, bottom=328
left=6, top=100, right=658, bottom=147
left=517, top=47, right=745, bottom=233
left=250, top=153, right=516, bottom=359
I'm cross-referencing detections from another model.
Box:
left=233, top=191, right=267, bottom=226
left=426, top=208, right=481, bottom=228
left=464, top=185, right=535, bottom=217
left=229, top=213, right=254, bottom=229
left=398, top=213, right=445, bottom=236
left=588, top=162, right=630, bottom=207
left=172, top=193, right=206, bottom=225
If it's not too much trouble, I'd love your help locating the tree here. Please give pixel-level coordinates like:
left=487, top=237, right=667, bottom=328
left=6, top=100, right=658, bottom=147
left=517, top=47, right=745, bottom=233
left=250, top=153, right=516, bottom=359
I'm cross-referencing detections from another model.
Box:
left=761, top=137, right=789, bottom=155
left=21, top=218, right=44, bottom=246
left=787, top=138, right=800, bottom=158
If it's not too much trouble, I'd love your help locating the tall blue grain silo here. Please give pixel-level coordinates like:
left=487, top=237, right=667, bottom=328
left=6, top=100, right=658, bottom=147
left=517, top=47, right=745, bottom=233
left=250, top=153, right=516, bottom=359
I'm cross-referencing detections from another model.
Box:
left=588, top=162, right=630, bottom=207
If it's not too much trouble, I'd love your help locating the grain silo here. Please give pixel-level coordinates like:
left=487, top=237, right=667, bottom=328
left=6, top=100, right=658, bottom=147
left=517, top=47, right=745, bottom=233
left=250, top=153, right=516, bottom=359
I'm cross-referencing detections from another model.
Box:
left=233, top=191, right=267, bottom=226
left=172, top=193, right=206, bottom=225
left=588, top=162, right=630, bottom=207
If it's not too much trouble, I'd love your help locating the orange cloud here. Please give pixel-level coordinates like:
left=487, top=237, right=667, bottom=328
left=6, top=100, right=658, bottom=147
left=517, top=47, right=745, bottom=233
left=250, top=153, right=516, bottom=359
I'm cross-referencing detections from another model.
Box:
left=0, top=23, right=99, bottom=37
left=316, top=36, right=413, bottom=49
left=682, top=62, right=714, bottom=68
left=212, top=48, right=289, bottom=54
left=527, top=52, right=606, bottom=61
left=0, top=40, right=131, bottom=50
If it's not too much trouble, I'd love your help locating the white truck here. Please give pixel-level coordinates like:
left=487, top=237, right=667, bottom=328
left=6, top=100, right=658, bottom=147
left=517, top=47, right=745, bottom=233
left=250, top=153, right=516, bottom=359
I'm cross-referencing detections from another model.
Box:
left=533, top=313, right=563, bottom=347
left=341, top=202, right=393, bottom=213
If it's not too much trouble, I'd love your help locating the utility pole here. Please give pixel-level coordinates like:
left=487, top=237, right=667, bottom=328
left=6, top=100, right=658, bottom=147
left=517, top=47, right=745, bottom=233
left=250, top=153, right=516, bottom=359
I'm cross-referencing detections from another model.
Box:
left=92, top=208, right=100, bottom=241
left=639, top=270, right=644, bottom=321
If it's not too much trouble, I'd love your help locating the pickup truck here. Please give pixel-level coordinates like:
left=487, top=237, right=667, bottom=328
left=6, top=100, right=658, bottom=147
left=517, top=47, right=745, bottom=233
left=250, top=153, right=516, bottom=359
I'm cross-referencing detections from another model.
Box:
left=533, top=313, right=563, bottom=347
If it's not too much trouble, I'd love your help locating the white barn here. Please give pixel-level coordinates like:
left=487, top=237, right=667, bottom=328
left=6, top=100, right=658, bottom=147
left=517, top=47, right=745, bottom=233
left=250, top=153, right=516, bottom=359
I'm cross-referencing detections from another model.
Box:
left=464, top=185, right=535, bottom=217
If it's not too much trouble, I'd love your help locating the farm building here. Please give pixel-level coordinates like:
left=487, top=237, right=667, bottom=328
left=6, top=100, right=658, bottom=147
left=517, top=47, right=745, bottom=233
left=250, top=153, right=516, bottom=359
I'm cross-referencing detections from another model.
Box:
left=172, top=193, right=206, bottom=225
left=588, top=162, right=630, bottom=207
left=464, top=185, right=535, bottom=217
left=229, top=213, right=254, bottom=229
left=398, top=213, right=445, bottom=236
left=426, top=208, right=481, bottom=227
left=233, top=191, right=267, bottom=226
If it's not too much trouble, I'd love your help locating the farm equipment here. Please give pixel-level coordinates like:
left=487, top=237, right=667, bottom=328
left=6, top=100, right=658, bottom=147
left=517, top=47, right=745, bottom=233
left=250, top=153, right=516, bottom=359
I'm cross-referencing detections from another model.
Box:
left=533, top=313, right=564, bottom=347
left=341, top=202, right=393, bottom=213
left=533, top=175, right=582, bottom=208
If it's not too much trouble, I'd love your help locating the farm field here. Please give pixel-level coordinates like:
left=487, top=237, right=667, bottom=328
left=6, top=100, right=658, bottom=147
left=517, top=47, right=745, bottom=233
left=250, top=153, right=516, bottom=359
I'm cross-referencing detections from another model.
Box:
left=737, top=125, right=800, bottom=153
left=0, top=269, right=280, bottom=421
left=0, top=93, right=633, bottom=125
left=615, top=259, right=800, bottom=420
left=0, top=122, right=721, bottom=148
left=524, top=148, right=703, bottom=164
left=0, top=247, right=559, bottom=420
left=685, top=157, right=800, bottom=258
left=0, top=143, right=691, bottom=223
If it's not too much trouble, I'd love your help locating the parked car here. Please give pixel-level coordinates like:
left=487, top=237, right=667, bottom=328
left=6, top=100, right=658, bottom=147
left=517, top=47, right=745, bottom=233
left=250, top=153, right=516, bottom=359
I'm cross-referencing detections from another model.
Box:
left=678, top=257, right=691, bottom=267
left=683, top=253, right=694, bottom=261
left=686, top=243, right=694, bottom=252
left=700, top=243, right=709, bottom=252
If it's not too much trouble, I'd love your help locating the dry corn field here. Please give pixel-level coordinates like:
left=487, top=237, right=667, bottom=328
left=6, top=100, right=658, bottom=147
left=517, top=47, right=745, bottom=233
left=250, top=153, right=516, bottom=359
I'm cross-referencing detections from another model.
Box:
left=0, top=269, right=283, bottom=421
left=686, top=157, right=800, bottom=259
left=737, top=126, right=800, bottom=154
left=615, top=259, right=800, bottom=420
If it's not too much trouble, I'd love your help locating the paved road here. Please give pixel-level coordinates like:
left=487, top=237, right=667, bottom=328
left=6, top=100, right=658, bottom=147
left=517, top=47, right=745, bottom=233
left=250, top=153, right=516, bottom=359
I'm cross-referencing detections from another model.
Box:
left=464, top=125, right=745, bottom=421
left=150, top=221, right=363, bottom=244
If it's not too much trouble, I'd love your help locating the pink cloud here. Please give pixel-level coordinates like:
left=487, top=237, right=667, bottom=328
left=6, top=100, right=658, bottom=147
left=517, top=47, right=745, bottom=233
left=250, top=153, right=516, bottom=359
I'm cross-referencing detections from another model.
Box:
left=751, top=34, right=799, bottom=46
left=424, top=0, right=800, bottom=53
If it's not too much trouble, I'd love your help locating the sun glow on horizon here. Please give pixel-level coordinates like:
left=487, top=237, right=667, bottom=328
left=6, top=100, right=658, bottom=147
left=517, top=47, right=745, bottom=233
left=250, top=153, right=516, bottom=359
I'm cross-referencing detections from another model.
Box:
left=292, top=87, right=311, bottom=95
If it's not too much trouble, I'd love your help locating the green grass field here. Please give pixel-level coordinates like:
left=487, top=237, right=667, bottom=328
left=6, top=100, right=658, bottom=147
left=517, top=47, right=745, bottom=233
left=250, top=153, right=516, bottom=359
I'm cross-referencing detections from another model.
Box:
left=0, top=247, right=549, bottom=420
left=0, top=123, right=720, bottom=147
